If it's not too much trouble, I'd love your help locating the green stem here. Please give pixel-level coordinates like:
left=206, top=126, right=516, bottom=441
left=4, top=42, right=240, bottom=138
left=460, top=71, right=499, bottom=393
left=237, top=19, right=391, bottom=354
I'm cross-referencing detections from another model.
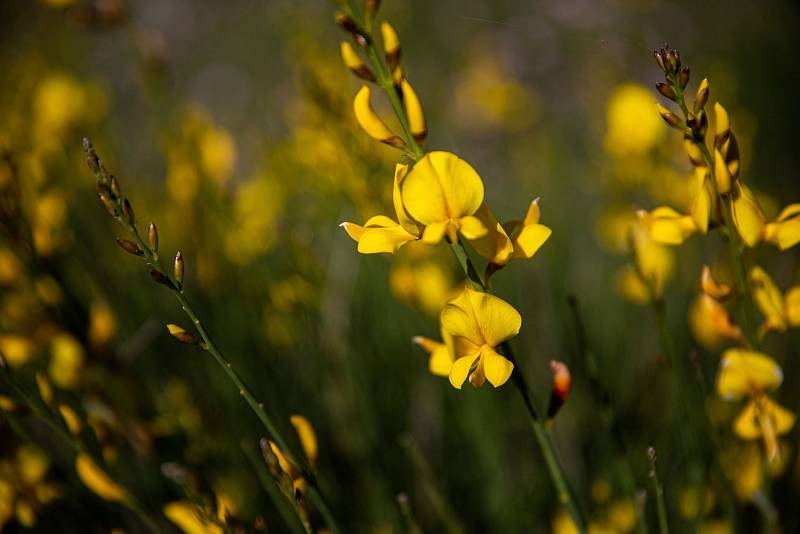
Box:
left=306, top=483, right=342, bottom=534
left=647, top=448, right=669, bottom=534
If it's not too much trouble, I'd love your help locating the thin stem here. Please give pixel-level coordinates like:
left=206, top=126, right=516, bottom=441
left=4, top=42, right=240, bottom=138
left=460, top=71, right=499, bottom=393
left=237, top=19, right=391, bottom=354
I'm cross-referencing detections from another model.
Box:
left=306, top=484, right=342, bottom=534
left=647, top=447, right=669, bottom=534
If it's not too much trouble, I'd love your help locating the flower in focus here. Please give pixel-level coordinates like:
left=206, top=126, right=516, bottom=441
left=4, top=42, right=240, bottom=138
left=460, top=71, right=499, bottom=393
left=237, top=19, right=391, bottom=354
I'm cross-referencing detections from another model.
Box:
left=341, top=163, right=421, bottom=253
left=470, top=198, right=552, bottom=269
left=716, top=349, right=795, bottom=461
left=440, top=285, right=520, bottom=388
left=400, top=152, right=488, bottom=244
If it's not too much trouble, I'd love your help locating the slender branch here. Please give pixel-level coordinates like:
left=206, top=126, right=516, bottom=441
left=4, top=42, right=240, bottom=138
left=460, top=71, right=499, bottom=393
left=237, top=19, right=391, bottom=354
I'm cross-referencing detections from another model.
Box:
left=647, top=447, right=669, bottom=534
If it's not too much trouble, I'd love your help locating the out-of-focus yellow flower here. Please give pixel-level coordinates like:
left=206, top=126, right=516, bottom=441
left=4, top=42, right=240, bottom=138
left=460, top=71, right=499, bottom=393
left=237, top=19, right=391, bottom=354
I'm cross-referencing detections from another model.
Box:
left=33, top=74, right=85, bottom=140
left=58, top=404, right=83, bottom=435
left=637, top=206, right=697, bottom=245
left=36, top=373, right=54, bottom=407
left=690, top=168, right=713, bottom=233
left=749, top=266, right=791, bottom=333
left=689, top=295, right=742, bottom=350
left=0, top=335, right=34, bottom=367
left=552, top=509, right=579, bottom=534
left=0, top=446, right=60, bottom=529
left=290, top=415, right=318, bottom=465
left=390, top=253, right=456, bottom=315
left=716, top=349, right=795, bottom=461
left=730, top=182, right=766, bottom=247
left=49, top=334, right=84, bottom=389
left=621, top=222, right=674, bottom=302
left=440, top=286, right=519, bottom=388
left=89, top=301, right=117, bottom=347
left=224, top=176, right=282, bottom=264
left=701, top=265, right=732, bottom=301
left=606, top=498, right=637, bottom=533
left=342, top=163, right=420, bottom=253
left=0, top=249, right=22, bottom=285
left=75, top=454, right=128, bottom=503
left=164, top=501, right=223, bottom=534
left=604, top=83, right=664, bottom=156
left=400, top=152, right=487, bottom=244
left=763, top=203, right=800, bottom=250
left=199, top=125, right=236, bottom=184
left=32, top=189, right=69, bottom=256
left=413, top=323, right=455, bottom=377
left=678, top=485, right=713, bottom=519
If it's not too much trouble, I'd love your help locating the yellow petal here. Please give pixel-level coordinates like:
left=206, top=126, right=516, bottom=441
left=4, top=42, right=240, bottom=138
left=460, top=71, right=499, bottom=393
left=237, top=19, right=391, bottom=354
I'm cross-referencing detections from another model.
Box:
left=164, top=501, right=223, bottom=534
left=340, top=221, right=366, bottom=242
left=449, top=354, right=477, bottom=389
left=58, top=404, right=83, bottom=435
left=638, top=207, right=696, bottom=245
left=749, top=266, right=787, bottom=331
left=522, top=198, right=542, bottom=226
left=391, top=163, right=419, bottom=234
left=357, top=225, right=418, bottom=254
left=511, top=223, right=552, bottom=259
left=412, top=336, right=453, bottom=377
left=75, top=454, right=127, bottom=503
left=380, top=21, right=400, bottom=55
left=441, top=286, right=521, bottom=348
left=482, top=346, right=514, bottom=387
left=764, top=204, right=800, bottom=250
left=785, top=286, right=800, bottom=326
left=290, top=415, right=318, bottom=465
left=701, top=265, right=732, bottom=300
left=421, top=221, right=448, bottom=244
left=468, top=203, right=514, bottom=265
left=733, top=397, right=796, bottom=440
left=401, top=151, right=484, bottom=229
left=401, top=79, right=426, bottom=141
left=690, top=168, right=712, bottom=233
left=733, top=399, right=762, bottom=440
left=716, top=349, right=783, bottom=400
left=730, top=182, right=766, bottom=247
left=457, top=215, right=488, bottom=240
left=340, top=41, right=364, bottom=70
left=714, top=148, right=732, bottom=194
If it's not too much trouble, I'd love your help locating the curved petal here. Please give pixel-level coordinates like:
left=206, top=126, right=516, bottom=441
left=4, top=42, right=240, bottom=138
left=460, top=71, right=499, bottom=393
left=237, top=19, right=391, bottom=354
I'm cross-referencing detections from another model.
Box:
left=483, top=346, right=514, bottom=387
left=512, top=223, right=552, bottom=259
left=717, top=348, right=783, bottom=399
left=731, top=183, right=766, bottom=247
left=340, top=222, right=366, bottom=242
left=401, top=151, right=484, bottom=226
left=357, top=225, right=418, bottom=254
left=749, top=266, right=787, bottom=331
left=421, top=221, right=448, bottom=244
left=458, top=215, right=488, bottom=240
left=733, top=399, right=761, bottom=440
left=392, top=163, right=419, bottom=235
left=449, top=354, right=477, bottom=389
left=469, top=204, right=513, bottom=265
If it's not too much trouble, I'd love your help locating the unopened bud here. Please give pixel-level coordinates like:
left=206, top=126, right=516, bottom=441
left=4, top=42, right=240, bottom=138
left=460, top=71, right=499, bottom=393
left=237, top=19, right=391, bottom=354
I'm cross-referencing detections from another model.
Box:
left=340, top=41, right=375, bottom=82
left=665, top=48, right=680, bottom=72
left=148, top=267, right=176, bottom=289
left=653, top=48, right=666, bottom=72
left=678, top=66, right=690, bottom=89
left=174, top=252, right=184, bottom=285
left=116, top=238, right=143, bottom=256
left=122, top=198, right=135, bottom=225
left=683, top=137, right=706, bottom=168
left=655, top=103, right=681, bottom=127
left=109, top=175, right=120, bottom=197
left=83, top=137, right=100, bottom=173
left=148, top=223, right=158, bottom=251
left=546, top=361, right=571, bottom=423
left=714, top=102, right=730, bottom=148
left=166, top=324, right=197, bottom=344
left=381, top=22, right=401, bottom=70
left=98, top=193, right=117, bottom=217
left=694, top=78, right=709, bottom=112
left=655, top=82, right=676, bottom=100
left=401, top=79, right=426, bottom=141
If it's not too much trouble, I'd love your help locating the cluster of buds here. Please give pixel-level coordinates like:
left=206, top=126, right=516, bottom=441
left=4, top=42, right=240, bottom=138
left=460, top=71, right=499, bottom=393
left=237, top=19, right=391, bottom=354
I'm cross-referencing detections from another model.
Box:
left=336, top=5, right=427, bottom=151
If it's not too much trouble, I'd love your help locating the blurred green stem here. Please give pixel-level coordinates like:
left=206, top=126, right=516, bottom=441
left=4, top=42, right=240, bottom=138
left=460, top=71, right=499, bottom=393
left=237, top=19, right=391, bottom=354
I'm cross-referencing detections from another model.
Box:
left=647, top=448, right=669, bottom=534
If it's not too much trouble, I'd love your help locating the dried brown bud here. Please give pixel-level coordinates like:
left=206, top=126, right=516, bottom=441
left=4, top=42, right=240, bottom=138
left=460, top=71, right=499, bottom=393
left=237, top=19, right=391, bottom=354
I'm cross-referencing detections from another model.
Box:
left=148, top=223, right=158, bottom=251
left=694, top=78, right=709, bottom=112
left=655, top=82, right=676, bottom=100
left=166, top=324, right=197, bottom=344
left=653, top=48, right=666, bottom=72
left=148, top=267, right=176, bottom=289
left=116, top=238, right=143, bottom=256
left=122, top=198, right=135, bottom=225
left=174, top=252, right=184, bottom=285
left=655, top=103, right=681, bottom=128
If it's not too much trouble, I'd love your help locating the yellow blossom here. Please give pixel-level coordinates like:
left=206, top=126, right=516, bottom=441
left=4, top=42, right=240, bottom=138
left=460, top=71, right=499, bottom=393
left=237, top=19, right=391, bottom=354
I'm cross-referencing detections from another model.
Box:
left=341, top=163, right=420, bottom=253
left=763, top=203, right=800, bottom=250
left=290, top=415, right=318, bottom=465
left=604, top=83, right=664, bottom=156
left=504, top=198, right=553, bottom=260
left=75, top=454, right=128, bottom=503
left=400, top=151, right=487, bottom=244
left=468, top=203, right=514, bottom=266
left=0, top=335, right=34, bottom=367
left=637, top=206, right=697, bottom=245
left=701, top=265, right=732, bottom=301
left=49, top=334, right=84, bottom=389
left=164, top=501, right=223, bottom=534
left=716, top=349, right=782, bottom=400
left=730, top=182, right=766, bottom=247
left=690, top=168, right=713, bottom=233
left=689, top=295, right=741, bottom=350
left=440, top=286, right=519, bottom=388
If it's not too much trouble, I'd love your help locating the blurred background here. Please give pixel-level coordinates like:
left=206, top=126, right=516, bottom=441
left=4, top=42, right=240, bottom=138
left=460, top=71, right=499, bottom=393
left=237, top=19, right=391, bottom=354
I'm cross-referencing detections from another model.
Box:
left=1, top=0, right=799, bottom=532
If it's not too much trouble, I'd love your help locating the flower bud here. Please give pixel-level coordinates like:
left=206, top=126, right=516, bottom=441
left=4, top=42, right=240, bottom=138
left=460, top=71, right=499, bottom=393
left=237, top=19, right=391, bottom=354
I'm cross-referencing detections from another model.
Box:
left=148, top=222, right=159, bottom=251
left=353, top=85, right=404, bottom=147
left=381, top=22, right=401, bottom=70
left=683, top=137, right=706, bottom=168
left=109, top=175, right=121, bottom=197
left=655, top=82, right=676, bottom=100
left=401, top=79, right=426, bottom=141
left=122, top=198, right=135, bottom=225
left=98, top=193, right=117, bottom=217
left=340, top=41, right=375, bottom=82
left=546, top=361, right=571, bottom=424
left=714, top=102, right=730, bottom=148
left=148, top=267, right=176, bottom=289
left=678, top=66, right=690, bottom=89
left=174, top=252, right=184, bottom=285
left=655, top=103, right=681, bottom=128
left=714, top=148, right=733, bottom=194
left=694, top=78, right=709, bottom=112
left=116, top=238, right=143, bottom=256
left=166, top=324, right=197, bottom=344
left=36, top=372, right=54, bottom=407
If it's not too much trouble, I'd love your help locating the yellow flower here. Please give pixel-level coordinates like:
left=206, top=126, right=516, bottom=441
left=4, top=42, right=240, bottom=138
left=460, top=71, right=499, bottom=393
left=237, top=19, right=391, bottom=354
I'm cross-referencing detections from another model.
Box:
left=164, top=501, right=223, bottom=534
left=716, top=349, right=782, bottom=400
left=701, top=265, right=732, bottom=301
left=733, top=396, right=795, bottom=444
left=440, top=286, right=520, bottom=388
left=412, top=324, right=455, bottom=377
left=690, top=168, right=713, bottom=233
left=468, top=203, right=514, bottom=265
left=341, top=163, right=420, bottom=253
left=49, top=333, right=84, bottom=389
left=730, top=182, right=766, bottom=247
left=604, top=83, right=664, bottom=156
left=763, top=203, right=800, bottom=250
left=75, top=454, right=128, bottom=503
left=637, top=206, right=697, bottom=245
left=504, top=198, right=553, bottom=260
left=689, top=295, right=741, bottom=350
left=289, top=415, right=318, bottom=465
left=631, top=222, right=674, bottom=300
left=400, top=151, right=487, bottom=244
left=749, top=266, right=789, bottom=333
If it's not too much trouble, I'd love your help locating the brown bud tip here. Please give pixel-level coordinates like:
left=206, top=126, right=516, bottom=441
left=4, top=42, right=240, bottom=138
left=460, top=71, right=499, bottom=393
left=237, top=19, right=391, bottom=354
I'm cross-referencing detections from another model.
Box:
left=655, top=82, right=676, bottom=101
left=678, top=67, right=690, bottom=89
left=166, top=324, right=197, bottom=344
left=148, top=223, right=158, bottom=251
left=109, top=175, right=121, bottom=197
left=99, top=193, right=117, bottom=217
left=335, top=11, right=360, bottom=36
left=122, top=198, right=135, bottom=225
left=174, top=252, right=184, bottom=284
left=148, top=267, right=176, bottom=289
left=116, top=238, right=143, bottom=256
left=83, top=137, right=100, bottom=172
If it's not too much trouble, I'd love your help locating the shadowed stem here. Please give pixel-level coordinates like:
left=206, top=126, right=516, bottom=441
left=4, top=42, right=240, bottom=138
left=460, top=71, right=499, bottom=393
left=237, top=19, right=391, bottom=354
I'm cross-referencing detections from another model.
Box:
left=647, top=447, right=669, bottom=534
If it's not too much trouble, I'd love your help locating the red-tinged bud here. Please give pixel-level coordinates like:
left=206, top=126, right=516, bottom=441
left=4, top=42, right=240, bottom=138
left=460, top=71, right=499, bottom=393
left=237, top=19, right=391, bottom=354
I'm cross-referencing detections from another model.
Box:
left=546, top=360, right=572, bottom=422
left=116, top=238, right=142, bottom=256
left=148, top=223, right=158, bottom=251
left=653, top=48, right=666, bottom=72
left=655, top=82, right=676, bottom=100
left=174, top=252, right=184, bottom=285
left=166, top=324, right=197, bottom=344
left=122, top=198, right=135, bottom=225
